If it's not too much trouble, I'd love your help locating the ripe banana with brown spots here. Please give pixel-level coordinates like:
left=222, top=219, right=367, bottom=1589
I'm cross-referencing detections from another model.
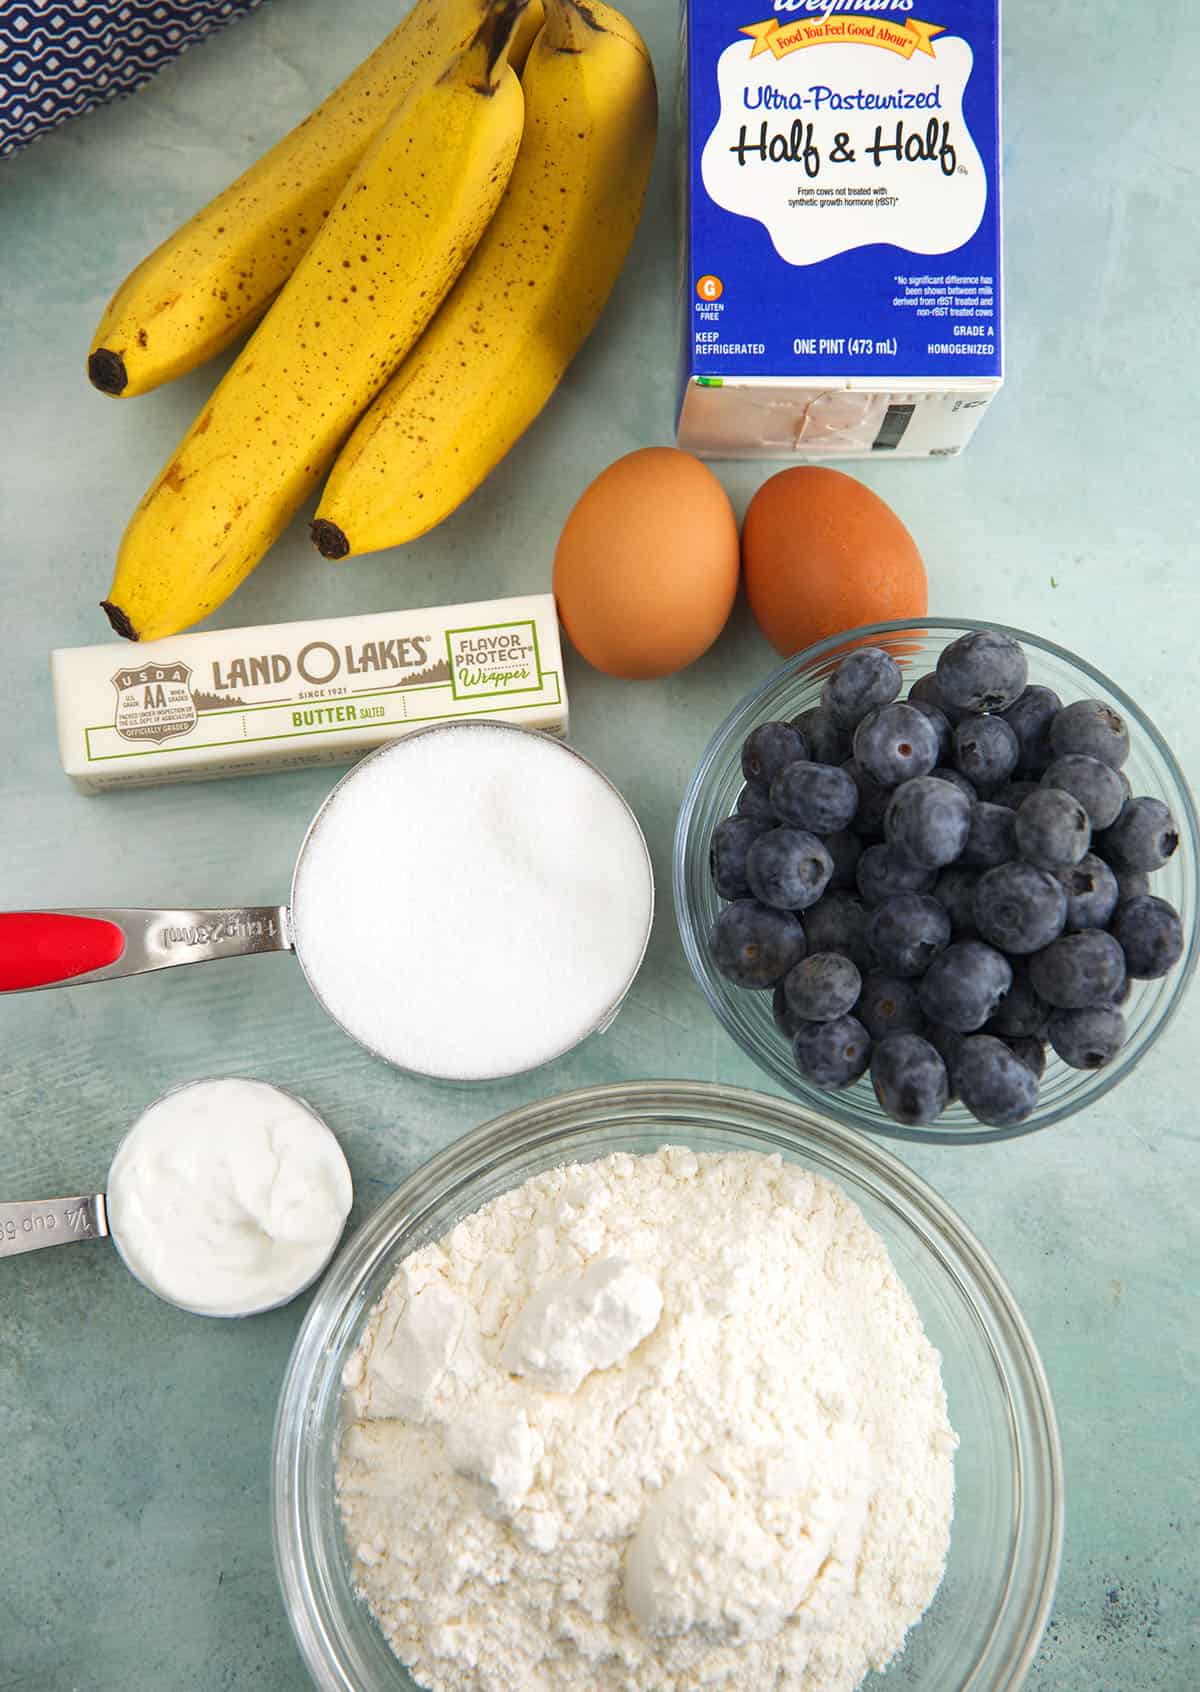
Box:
left=86, top=0, right=542, bottom=397
left=102, top=0, right=528, bottom=642
left=310, top=0, right=657, bottom=560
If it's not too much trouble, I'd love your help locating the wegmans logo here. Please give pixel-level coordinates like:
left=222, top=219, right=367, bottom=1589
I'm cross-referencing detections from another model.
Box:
left=770, top=0, right=916, bottom=14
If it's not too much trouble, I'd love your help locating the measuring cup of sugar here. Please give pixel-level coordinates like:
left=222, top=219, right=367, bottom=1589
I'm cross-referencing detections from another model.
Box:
left=0, top=1077, right=353, bottom=1317
left=0, top=723, right=655, bottom=1082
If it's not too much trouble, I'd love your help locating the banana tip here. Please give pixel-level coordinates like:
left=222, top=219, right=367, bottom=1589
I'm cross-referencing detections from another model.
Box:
left=101, top=600, right=139, bottom=641
left=312, top=519, right=351, bottom=561
left=88, top=349, right=128, bottom=396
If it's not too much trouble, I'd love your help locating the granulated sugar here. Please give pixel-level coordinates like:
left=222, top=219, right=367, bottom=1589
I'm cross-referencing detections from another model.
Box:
left=338, top=1146, right=957, bottom=1692
left=292, top=724, right=653, bottom=1079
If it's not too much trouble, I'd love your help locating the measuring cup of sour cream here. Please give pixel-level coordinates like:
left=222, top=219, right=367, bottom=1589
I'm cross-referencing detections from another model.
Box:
left=0, top=723, right=655, bottom=1081
left=0, top=1077, right=353, bottom=1317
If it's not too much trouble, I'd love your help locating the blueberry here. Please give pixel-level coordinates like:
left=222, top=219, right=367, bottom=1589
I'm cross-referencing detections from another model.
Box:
left=736, top=783, right=779, bottom=825
left=925, top=1022, right=968, bottom=1093
left=771, top=761, right=858, bottom=834
left=1003, top=1035, right=1048, bottom=1080
left=871, top=1034, right=950, bottom=1126
left=953, top=714, right=1019, bottom=790
left=822, top=829, right=864, bottom=890
left=974, top=862, right=1068, bottom=954
left=791, top=706, right=852, bottom=767
left=936, top=630, right=1028, bottom=714
left=746, top=828, right=834, bottom=911
left=856, top=842, right=937, bottom=906
left=1050, top=698, right=1130, bottom=769
left=710, top=816, right=769, bottom=900
left=1047, top=1006, right=1126, bottom=1070
left=961, top=802, right=1018, bottom=869
left=857, top=972, right=927, bottom=1041
left=792, top=1014, right=871, bottom=1089
left=885, top=777, right=973, bottom=869
left=930, top=766, right=978, bottom=804
left=1114, top=868, right=1150, bottom=902
left=934, top=865, right=982, bottom=937
left=823, top=647, right=902, bottom=727
left=1097, top=797, right=1180, bottom=873
left=1028, top=930, right=1126, bottom=1009
left=710, top=900, right=806, bottom=988
left=842, top=758, right=893, bottom=836
left=773, top=983, right=803, bottom=1038
left=991, top=779, right=1042, bottom=812
left=1055, top=853, right=1119, bottom=932
left=784, top=952, right=863, bottom=1022
left=908, top=669, right=966, bottom=725
left=1000, top=685, right=1062, bottom=775
left=803, top=890, right=876, bottom=973
left=867, top=893, right=951, bottom=978
left=742, top=721, right=807, bottom=790
left=1040, top=755, right=1125, bottom=832
left=854, top=703, right=941, bottom=787
left=986, top=958, right=1049, bottom=1038
left=1015, top=787, right=1092, bottom=869
left=1109, top=895, right=1184, bottom=979
left=919, top=941, right=1013, bottom=1032
left=955, top=1034, right=1039, bottom=1126
left=909, top=699, right=953, bottom=763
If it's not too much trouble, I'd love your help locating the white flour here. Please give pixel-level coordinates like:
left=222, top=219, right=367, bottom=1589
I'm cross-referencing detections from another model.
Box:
left=337, top=1148, right=957, bottom=1692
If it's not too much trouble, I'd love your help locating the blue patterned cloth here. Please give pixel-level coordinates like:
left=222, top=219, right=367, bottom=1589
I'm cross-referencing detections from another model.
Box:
left=1, top=0, right=265, bottom=156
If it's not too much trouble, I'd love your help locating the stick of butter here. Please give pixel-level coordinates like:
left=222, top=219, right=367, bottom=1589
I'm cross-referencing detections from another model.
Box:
left=52, top=594, right=567, bottom=794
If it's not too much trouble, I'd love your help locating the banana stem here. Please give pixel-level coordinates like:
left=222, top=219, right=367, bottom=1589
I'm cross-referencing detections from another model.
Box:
left=464, top=0, right=531, bottom=87
left=539, top=0, right=601, bottom=53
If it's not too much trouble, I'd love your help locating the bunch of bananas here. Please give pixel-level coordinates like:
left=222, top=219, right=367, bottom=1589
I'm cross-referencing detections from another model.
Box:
left=90, top=0, right=657, bottom=642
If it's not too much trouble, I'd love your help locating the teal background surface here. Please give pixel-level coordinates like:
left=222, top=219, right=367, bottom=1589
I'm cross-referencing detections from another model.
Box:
left=1, top=1, right=1197, bottom=1686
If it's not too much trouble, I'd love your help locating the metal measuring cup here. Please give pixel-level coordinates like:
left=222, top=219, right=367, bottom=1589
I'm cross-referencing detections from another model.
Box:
left=0, top=1078, right=352, bottom=1316
left=0, top=724, right=654, bottom=1081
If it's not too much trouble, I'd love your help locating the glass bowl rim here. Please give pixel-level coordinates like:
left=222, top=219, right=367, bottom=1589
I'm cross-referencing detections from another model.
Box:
left=672, top=616, right=1200, bottom=1146
left=271, top=1077, right=1065, bottom=1692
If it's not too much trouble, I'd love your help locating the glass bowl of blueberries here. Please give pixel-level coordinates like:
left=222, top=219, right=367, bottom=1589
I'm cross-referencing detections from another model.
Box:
left=674, top=619, right=1198, bottom=1143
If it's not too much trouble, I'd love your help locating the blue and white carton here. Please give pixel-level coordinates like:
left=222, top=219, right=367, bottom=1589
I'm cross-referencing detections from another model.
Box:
left=678, top=0, right=1002, bottom=458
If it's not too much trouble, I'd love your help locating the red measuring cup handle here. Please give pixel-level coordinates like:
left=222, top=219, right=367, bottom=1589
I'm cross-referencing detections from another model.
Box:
left=0, top=912, right=127, bottom=991
left=0, top=906, right=291, bottom=993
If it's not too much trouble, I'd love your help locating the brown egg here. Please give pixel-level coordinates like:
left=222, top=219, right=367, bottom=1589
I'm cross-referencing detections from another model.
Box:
left=553, top=448, right=740, bottom=680
left=742, top=467, right=927, bottom=656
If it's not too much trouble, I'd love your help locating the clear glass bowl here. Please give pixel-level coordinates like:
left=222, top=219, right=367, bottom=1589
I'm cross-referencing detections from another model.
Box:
left=674, top=619, right=1199, bottom=1144
left=273, top=1080, right=1062, bottom=1692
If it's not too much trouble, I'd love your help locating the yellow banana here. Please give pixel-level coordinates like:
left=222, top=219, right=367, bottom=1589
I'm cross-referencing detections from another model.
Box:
left=87, top=0, right=509, bottom=398
left=311, top=0, right=656, bottom=560
left=102, top=1, right=528, bottom=643
left=508, top=0, right=544, bottom=69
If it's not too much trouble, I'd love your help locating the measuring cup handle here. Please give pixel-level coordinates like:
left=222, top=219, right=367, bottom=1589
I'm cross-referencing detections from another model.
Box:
left=0, top=907, right=292, bottom=992
left=0, top=1194, right=108, bottom=1258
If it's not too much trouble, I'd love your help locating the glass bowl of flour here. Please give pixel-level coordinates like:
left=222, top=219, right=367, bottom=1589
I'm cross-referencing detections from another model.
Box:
left=273, top=1080, right=1062, bottom=1692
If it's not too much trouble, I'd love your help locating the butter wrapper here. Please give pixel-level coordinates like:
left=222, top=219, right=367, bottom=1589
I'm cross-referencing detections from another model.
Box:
left=52, top=594, right=567, bottom=793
